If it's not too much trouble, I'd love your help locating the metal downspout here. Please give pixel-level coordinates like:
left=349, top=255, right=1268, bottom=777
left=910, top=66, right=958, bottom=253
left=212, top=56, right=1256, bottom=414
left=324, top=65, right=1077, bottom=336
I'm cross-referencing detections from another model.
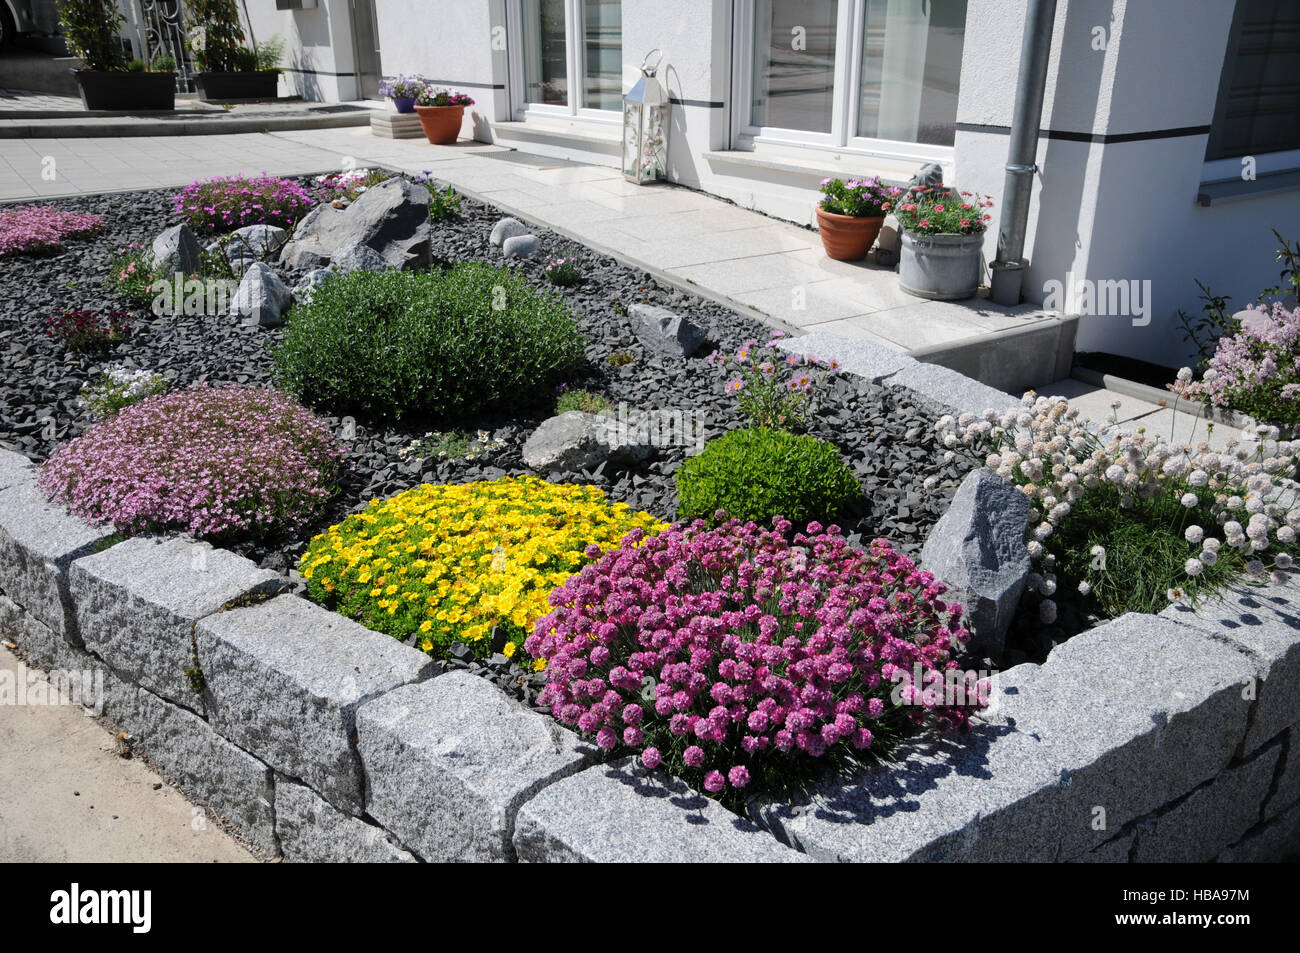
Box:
left=989, top=0, right=1059, bottom=306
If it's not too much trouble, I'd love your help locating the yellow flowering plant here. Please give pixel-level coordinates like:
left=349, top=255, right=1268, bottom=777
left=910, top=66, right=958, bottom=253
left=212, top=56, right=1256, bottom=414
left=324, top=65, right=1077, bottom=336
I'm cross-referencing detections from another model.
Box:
left=300, top=476, right=665, bottom=663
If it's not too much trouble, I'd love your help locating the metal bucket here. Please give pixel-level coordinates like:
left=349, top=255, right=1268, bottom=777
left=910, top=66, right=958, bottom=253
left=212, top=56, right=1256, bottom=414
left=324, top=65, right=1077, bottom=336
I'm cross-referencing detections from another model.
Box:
left=898, top=230, right=985, bottom=300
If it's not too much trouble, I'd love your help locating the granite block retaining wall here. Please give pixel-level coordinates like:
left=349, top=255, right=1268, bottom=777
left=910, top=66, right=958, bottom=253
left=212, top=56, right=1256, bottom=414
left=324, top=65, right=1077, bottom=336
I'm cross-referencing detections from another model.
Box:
left=3, top=355, right=1299, bottom=863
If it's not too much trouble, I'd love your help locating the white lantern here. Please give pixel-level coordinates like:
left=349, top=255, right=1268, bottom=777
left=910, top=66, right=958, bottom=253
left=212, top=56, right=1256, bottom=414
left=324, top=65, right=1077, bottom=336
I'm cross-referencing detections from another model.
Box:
left=622, top=49, right=668, bottom=184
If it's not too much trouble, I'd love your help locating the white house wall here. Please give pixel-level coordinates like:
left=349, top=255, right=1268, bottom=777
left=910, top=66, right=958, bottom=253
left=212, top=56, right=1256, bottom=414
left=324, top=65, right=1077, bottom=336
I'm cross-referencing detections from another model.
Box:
left=258, top=0, right=1293, bottom=368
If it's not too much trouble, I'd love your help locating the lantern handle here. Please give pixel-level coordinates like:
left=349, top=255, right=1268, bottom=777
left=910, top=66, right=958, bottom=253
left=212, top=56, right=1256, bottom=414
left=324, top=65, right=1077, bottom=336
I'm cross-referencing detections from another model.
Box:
left=639, top=48, right=664, bottom=77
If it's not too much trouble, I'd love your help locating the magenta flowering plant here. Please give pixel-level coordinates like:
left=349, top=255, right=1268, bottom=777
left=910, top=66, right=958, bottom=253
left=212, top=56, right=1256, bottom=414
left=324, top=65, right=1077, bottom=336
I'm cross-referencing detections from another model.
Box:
left=39, top=385, right=342, bottom=541
left=707, top=331, right=839, bottom=431
left=1170, top=301, right=1300, bottom=428
left=527, top=517, right=977, bottom=807
left=0, top=205, right=104, bottom=257
left=542, top=255, right=580, bottom=286
left=173, top=174, right=318, bottom=233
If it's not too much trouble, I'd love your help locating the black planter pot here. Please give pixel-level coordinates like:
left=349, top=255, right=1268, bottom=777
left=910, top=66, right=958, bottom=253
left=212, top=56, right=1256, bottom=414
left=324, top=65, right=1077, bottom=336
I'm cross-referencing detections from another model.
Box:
left=72, top=70, right=176, bottom=111
left=193, top=71, right=280, bottom=102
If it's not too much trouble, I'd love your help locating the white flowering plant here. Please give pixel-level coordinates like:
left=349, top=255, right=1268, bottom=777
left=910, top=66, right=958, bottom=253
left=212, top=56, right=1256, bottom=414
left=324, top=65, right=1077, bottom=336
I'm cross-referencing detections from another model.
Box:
left=934, top=392, right=1300, bottom=617
left=79, top=367, right=168, bottom=420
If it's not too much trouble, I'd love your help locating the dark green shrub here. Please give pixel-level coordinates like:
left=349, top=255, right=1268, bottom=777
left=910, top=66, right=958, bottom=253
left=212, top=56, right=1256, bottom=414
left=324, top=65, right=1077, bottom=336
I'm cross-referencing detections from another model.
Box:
left=274, top=263, right=585, bottom=421
left=676, top=426, right=860, bottom=527
left=55, top=0, right=126, bottom=71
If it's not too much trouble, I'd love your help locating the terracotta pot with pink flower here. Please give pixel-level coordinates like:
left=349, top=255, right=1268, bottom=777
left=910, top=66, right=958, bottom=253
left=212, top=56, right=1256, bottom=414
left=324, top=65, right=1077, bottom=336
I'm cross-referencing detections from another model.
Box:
left=815, top=176, right=903, bottom=261
left=414, top=86, right=476, bottom=144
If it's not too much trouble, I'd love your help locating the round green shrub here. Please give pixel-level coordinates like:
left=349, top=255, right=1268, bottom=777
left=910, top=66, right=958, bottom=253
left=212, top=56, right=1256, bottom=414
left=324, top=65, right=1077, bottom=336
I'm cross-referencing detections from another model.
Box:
left=273, top=263, right=585, bottom=421
left=675, top=426, right=860, bottom=526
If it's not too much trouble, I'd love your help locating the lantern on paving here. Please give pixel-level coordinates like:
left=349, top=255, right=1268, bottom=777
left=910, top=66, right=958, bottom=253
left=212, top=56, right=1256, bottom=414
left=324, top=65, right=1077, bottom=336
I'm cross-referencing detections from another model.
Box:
left=622, top=49, right=668, bottom=184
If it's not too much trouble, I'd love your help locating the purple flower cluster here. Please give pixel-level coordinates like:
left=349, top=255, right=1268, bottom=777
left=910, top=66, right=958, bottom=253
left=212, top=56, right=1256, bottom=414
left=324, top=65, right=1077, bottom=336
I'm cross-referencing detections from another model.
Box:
left=527, top=517, right=976, bottom=800
left=173, top=174, right=317, bottom=234
left=1171, top=301, right=1300, bottom=426
left=0, top=205, right=104, bottom=257
left=39, top=385, right=342, bottom=541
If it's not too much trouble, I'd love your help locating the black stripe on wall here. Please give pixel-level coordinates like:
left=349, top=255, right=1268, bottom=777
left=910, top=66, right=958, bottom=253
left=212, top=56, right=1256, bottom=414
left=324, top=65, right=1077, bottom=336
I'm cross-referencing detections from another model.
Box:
left=955, top=121, right=1213, bottom=144
left=669, top=97, right=725, bottom=108
left=280, top=67, right=356, bottom=78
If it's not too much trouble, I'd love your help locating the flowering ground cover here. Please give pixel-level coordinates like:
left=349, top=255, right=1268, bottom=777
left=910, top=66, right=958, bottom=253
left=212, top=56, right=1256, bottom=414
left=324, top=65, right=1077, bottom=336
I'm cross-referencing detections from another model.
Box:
left=0, top=205, right=103, bottom=256
left=530, top=518, right=976, bottom=806
left=173, top=173, right=318, bottom=233
left=39, top=385, right=341, bottom=541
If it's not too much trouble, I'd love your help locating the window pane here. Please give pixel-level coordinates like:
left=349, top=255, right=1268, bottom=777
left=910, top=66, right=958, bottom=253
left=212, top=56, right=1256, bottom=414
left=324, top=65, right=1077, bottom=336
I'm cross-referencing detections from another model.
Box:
left=523, top=0, right=568, bottom=106
left=1206, top=0, right=1300, bottom=160
left=857, top=0, right=967, bottom=146
left=582, top=1, right=622, bottom=110
left=751, top=0, right=838, bottom=133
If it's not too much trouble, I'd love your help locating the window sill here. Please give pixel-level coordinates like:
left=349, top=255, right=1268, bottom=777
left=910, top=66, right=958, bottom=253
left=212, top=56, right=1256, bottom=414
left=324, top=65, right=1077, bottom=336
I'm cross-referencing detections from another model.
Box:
left=703, top=147, right=933, bottom=188
left=492, top=115, right=621, bottom=154
left=1197, top=168, right=1300, bottom=206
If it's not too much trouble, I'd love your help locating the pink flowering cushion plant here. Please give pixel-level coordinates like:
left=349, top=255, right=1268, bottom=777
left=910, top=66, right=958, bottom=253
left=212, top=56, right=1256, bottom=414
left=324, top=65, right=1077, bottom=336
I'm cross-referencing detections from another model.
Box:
left=1170, top=301, right=1300, bottom=428
left=173, top=174, right=318, bottom=234
left=38, top=385, right=341, bottom=541
left=527, top=516, right=979, bottom=808
left=0, top=205, right=104, bottom=257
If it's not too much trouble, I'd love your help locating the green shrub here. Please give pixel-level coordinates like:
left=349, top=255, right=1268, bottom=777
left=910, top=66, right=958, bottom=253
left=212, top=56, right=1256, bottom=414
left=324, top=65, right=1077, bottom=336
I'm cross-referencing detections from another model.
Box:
left=676, top=426, right=860, bottom=527
left=274, top=264, right=585, bottom=421
left=55, top=0, right=126, bottom=72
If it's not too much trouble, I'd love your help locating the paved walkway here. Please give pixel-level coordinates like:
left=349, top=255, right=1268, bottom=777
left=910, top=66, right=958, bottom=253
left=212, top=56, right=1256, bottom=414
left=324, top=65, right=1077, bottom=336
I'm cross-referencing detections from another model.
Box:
left=0, top=645, right=254, bottom=862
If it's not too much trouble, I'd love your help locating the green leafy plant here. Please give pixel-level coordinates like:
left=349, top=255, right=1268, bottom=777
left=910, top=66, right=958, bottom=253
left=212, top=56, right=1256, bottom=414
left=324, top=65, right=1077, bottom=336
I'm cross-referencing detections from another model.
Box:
left=186, top=0, right=246, bottom=73
left=126, top=58, right=146, bottom=72
left=151, top=53, right=177, bottom=72
left=555, top=385, right=611, bottom=415
left=1175, top=279, right=1237, bottom=369
left=427, top=183, right=462, bottom=221
left=818, top=176, right=902, bottom=218
left=44, top=309, right=130, bottom=353
left=676, top=427, right=860, bottom=527
left=55, top=0, right=126, bottom=72
left=608, top=350, right=636, bottom=367
left=274, top=264, right=585, bottom=421
left=253, top=35, right=285, bottom=72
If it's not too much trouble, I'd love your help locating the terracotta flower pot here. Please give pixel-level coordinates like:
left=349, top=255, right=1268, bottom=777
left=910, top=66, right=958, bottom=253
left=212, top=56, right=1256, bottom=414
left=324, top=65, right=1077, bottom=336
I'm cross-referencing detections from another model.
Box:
left=816, top=206, right=885, bottom=261
left=415, top=104, right=465, bottom=144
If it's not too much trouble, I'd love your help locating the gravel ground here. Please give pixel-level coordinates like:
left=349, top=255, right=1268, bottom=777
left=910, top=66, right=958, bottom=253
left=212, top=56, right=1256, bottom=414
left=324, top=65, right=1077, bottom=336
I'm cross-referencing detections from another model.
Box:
left=1, top=177, right=978, bottom=701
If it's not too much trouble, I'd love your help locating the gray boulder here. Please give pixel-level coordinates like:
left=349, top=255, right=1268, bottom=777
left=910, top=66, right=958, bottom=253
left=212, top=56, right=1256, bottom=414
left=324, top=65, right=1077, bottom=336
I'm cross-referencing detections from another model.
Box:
left=630, top=303, right=707, bottom=358
left=223, top=224, right=288, bottom=273
left=232, top=262, right=292, bottom=328
left=502, top=234, right=540, bottom=259
left=293, top=267, right=335, bottom=306
left=490, top=217, right=531, bottom=247
left=151, top=223, right=202, bottom=274
left=919, top=468, right=1031, bottom=659
left=522, top=411, right=653, bottom=474
left=278, top=176, right=431, bottom=271
left=330, top=242, right=388, bottom=274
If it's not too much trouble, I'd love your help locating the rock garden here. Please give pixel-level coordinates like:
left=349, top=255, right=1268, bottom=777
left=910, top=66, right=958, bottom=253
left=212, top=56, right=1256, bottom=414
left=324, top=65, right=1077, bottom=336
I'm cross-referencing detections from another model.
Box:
left=2, top=166, right=1300, bottom=862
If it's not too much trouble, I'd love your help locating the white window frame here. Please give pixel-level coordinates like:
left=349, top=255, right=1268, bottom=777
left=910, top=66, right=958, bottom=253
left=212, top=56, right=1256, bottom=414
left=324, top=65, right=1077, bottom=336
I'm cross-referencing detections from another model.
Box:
left=507, top=0, right=623, bottom=123
left=731, top=0, right=958, bottom=163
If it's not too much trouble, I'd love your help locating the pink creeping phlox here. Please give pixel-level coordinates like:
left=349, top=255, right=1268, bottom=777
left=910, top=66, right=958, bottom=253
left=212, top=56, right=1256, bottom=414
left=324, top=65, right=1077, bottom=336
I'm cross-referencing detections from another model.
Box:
left=528, top=517, right=976, bottom=801
left=173, top=174, right=317, bottom=233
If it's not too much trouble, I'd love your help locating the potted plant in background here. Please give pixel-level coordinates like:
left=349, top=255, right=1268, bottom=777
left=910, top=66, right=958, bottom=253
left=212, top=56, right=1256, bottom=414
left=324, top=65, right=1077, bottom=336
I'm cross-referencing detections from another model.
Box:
left=815, top=176, right=902, bottom=261
left=379, top=74, right=426, bottom=114
left=187, top=0, right=283, bottom=102
left=414, top=87, right=475, bottom=144
left=56, top=0, right=176, bottom=111
left=894, top=187, right=994, bottom=300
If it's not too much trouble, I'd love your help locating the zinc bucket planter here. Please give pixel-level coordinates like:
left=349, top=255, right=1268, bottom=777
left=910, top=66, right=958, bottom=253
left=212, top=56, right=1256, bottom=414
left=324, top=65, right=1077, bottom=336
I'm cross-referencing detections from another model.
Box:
left=71, top=70, right=175, bottom=111
left=816, top=207, right=884, bottom=261
left=415, top=105, right=465, bottom=144
left=193, top=70, right=280, bottom=102
left=898, top=230, right=984, bottom=300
